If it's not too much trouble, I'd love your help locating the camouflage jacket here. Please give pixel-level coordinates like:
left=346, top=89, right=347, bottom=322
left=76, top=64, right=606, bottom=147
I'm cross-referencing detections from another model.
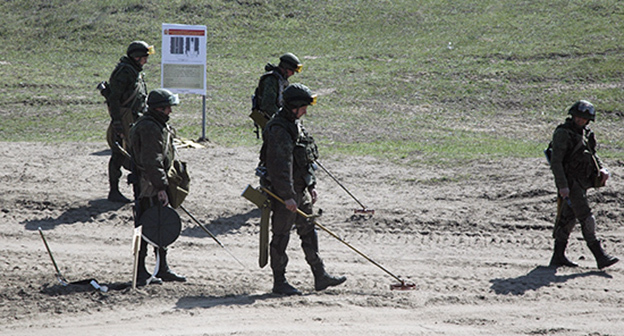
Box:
left=255, top=64, right=289, bottom=118
left=550, top=117, right=603, bottom=190
left=262, top=109, right=318, bottom=200
left=129, top=110, right=174, bottom=199
left=108, top=56, right=148, bottom=124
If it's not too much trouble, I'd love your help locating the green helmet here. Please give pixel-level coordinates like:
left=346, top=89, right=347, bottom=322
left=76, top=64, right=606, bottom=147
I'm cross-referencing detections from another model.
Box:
left=279, top=52, right=303, bottom=73
left=148, top=89, right=179, bottom=108
left=283, top=83, right=317, bottom=108
left=127, top=41, right=155, bottom=58
left=568, top=100, right=596, bottom=121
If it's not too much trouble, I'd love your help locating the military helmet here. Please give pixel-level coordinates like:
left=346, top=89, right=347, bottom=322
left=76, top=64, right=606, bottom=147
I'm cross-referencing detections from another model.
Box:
left=283, top=83, right=317, bottom=108
left=568, top=100, right=596, bottom=121
left=279, top=52, right=303, bottom=73
left=148, top=89, right=179, bottom=108
left=127, top=41, right=155, bottom=58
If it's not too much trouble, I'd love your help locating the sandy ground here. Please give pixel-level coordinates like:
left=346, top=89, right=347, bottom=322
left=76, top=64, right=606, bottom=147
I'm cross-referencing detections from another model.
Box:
left=1, top=142, right=624, bottom=336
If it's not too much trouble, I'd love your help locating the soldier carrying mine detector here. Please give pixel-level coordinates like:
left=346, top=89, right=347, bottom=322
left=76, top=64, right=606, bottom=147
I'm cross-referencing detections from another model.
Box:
left=259, top=83, right=346, bottom=295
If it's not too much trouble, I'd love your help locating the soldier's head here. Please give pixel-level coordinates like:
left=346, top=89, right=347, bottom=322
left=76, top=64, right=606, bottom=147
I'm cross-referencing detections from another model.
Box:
left=147, top=89, right=179, bottom=116
left=127, top=41, right=155, bottom=65
left=568, top=100, right=595, bottom=127
left=278, top=53, right=302, bottom=79
left=283, top=83, right=317, bottom=119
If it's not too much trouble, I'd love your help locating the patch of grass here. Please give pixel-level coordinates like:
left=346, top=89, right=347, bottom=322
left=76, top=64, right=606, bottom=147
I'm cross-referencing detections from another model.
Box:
left=1, top=0, right=624, bottom=162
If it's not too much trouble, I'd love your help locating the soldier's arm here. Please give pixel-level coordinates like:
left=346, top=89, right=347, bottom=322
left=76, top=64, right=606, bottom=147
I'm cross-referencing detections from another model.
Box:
left=265, top=125, right=296, bottom=200
left=137, top=123, right=169, bottom=192
left=108, top=68, right=132, bottom=123
left=550, top=129, right=570, bottom=190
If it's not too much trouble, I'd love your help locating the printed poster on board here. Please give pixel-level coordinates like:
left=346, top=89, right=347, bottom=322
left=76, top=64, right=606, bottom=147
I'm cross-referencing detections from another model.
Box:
left=161, top=23, right=207, bottom=95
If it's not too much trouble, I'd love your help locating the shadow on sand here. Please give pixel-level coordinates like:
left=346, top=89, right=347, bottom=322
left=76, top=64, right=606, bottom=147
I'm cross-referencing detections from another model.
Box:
left=175, top=291, right=300, bottom=310
left=23, top=199, right=128, bottom=231
left=179, top=208, right=260, bottom=238
left=489, top=265, right=612, bottom=295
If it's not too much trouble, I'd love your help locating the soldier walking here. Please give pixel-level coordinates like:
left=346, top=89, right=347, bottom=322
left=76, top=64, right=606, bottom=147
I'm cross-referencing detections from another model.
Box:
left=260, top=84, right=346, bottom=295
left=548, top=100, right=618, bottom=269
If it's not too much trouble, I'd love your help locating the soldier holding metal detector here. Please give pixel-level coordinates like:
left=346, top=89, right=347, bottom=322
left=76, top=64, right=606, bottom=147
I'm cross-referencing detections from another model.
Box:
left=99, top=41, right=154, bottom=203
left=547, top=100, right=618, bottom=269
left=249, top=53, right=302, bottom=137
left=259, top=83, right=346, bottom=295
left=129, top=88, right=187, bottom=286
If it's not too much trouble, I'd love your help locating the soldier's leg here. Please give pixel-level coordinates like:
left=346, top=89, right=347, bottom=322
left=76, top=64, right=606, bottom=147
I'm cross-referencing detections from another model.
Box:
left=568, top=184, right=618, bottom=269
left=295, top=191, right=346, bottom=291
left=108, top=150, right=131, bottom=203
left=155, top=246, right=187, bottom=282
left=550, top=201, right=578, bottom=267
left=270, top=200, right=299, bottom=295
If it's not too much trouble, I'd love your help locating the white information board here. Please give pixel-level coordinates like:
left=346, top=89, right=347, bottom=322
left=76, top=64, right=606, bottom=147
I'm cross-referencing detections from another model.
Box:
left=161, top=23, right=207, bottom=95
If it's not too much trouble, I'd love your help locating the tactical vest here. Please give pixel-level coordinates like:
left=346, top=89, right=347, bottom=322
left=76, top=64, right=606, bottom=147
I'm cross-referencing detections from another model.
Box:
left=252, top=68, right=289, bottom=115
left=259, top=114, right=319, bottom=188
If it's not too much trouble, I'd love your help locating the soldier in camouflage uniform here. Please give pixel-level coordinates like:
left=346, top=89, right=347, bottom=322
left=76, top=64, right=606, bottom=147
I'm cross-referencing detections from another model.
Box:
left=129, top=89, right=186, bottom=286
left=548, top=100, right=618, bottom=269
left=106, top=41, right=153, bottom=203
left=261, top=84, right=346, bottom=295
left=251, top=53, right=302, bottom=132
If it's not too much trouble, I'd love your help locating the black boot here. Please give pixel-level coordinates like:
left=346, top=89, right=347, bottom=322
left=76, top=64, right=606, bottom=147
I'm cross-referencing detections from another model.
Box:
left=312, top=263, right=347, bottom=291
left=155, top=247, right=187, bottom=282
left=108, top=183, right=131, bottom=203
left=588, top=240, right=619, bottom=269
left=272, top=273, right=302, bottom=296
left=270, top=234, right=300, bottom=295
left=136, top=241, right=162, bottom=286
left=549, top=240, right=578, bottom=268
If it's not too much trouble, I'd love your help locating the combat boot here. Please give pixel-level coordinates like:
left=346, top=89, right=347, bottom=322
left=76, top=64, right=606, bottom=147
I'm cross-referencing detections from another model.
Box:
left=108, top=184, right=131, bottom=203
left=549, top=240, right=578, bottom=268
left=155, top=247, right=187, bottom=282
left=312, top=263, right=347, bottom=291
left=272, top=271, right=301, bottom=296
left=588, top=240, right=619, bottom=269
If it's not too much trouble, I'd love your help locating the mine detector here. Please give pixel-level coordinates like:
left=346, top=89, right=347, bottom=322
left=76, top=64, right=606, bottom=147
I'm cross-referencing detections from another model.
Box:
left=242, top=185, right=415, bottom=290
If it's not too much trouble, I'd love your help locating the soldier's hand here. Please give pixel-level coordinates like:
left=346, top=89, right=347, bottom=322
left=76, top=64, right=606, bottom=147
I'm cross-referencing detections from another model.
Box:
left=158, top=190, right=169, bottom=207
left=285, top=198, right=297, bottom=213
left=308, top=187, right=318, bottom=204
left=600, top=168, right=610, bottom=185
left=559, top=187, right=570, bottom=199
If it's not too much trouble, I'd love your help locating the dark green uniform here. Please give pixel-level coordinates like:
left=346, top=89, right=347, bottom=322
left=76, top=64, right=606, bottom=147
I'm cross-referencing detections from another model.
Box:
left=254, top=64, right=289, bottom=119
left=550, top=117, right=601, bottom=243
left=129, top=103, right=185, bottom=285
left=129, top=109, right=174, bottom=212
left=548, top=110, right=618, bottom=270
left=263, top=108, right=347, bottom=294
left=106, top=55, right=148, bottom=200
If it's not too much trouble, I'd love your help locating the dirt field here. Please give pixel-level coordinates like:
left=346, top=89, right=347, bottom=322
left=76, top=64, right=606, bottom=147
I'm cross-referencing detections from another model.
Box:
left=1, top=141, right=623, bottom=336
